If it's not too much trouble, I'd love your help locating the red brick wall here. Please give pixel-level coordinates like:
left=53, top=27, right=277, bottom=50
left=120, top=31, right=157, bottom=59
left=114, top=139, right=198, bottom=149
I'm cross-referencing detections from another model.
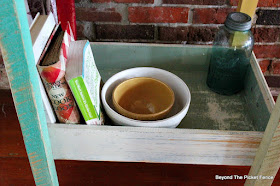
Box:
left=75, top=0, right=280, bottom=100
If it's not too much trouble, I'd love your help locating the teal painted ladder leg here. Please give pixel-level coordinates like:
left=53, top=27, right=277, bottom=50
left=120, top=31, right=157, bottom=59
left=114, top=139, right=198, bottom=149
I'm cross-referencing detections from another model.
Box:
left=0, top=0, right=58, bottom=185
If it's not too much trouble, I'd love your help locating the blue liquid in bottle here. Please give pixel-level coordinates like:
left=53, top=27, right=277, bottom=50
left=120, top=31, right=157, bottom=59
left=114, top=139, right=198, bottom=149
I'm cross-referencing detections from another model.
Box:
left=206, top=12, right=254, bottom=95
left=207, top=47, right=250, bottom=95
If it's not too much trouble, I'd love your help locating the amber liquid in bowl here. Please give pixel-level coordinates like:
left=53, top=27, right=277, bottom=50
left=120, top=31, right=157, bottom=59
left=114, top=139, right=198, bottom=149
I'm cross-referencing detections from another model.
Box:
left=113, top=77, right=174, bottom=120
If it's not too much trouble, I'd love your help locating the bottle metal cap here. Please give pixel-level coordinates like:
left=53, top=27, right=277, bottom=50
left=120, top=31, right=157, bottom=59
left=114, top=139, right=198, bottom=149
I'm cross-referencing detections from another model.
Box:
left=225, top=12, right=252, bottom=31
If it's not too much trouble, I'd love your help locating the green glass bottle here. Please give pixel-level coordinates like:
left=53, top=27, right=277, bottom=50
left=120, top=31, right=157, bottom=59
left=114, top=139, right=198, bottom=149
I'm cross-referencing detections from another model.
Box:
left=207, top=12, right=254, bottom=95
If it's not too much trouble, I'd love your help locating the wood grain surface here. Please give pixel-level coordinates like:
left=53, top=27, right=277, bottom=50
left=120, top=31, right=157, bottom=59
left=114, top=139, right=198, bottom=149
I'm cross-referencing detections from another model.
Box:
left=49, top=124, right=264, bottom=166
left=0, top=0, right=58, bottom=185
left=1, top=89, right=280, bottom=185
left=245, top=94, right=280, bottom=186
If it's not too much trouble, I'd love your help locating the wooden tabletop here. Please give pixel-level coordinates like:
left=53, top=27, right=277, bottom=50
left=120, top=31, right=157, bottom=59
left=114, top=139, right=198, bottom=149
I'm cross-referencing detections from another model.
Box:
left=1, top=89, right=280, bottom=186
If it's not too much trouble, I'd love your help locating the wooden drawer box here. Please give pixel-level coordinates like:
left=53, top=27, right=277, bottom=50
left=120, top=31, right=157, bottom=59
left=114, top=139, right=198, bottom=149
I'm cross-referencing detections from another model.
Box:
left=48, top=43, right=274, bottom=166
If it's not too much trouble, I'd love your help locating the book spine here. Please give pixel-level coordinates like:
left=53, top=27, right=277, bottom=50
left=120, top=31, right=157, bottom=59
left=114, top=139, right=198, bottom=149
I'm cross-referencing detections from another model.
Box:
left=38, top=75, right=56, bottom=123
left=24, top=0, right=33, bottom=26
left=33, top=13, right=56, bottom=64
left=69, top=76, right=102, bottom=125
left=38, top=62, right=80, bottom=124
left=46, top=0, right=59, bottom=24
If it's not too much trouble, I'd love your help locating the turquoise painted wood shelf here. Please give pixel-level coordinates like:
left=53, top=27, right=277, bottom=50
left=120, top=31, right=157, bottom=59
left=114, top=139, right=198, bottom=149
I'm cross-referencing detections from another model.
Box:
left=0, top=0, right=58, bottom=185
left=1, top=0, right=280, bottom=185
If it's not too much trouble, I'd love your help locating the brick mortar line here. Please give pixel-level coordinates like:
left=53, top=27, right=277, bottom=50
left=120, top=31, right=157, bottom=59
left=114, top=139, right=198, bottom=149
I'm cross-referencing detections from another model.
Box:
left=94, top=22, right=131, bottom=25
left=270, top=91, right=280, bottom=97
left=76, top=2, right=236, bottom=8
left=75, top=3, right=92, bottom=8
left=270, top=87, right=280, bottom=93
left=93, top=22, right=280, bottom=28
left=117, top=4, right=129, bottom=24
left=77, top=3, right=232, bottom=8
left=188, top=24, right=221, bottom=27
left=154, top=24, right=159, bottom=41
left=254, top=25, right=280, bottom=28
left=76, top=2, right=280, bottom=10
left=75, top=3, right=157, bottom=8
left=255, top=43, right=280, bottom=45
left=257, top=57, right=280, bottom=59
left=188, top=8, right=193, bottom=24
left=75, top=2, right=133, bottom=8
left=93, top=22, right=214, bottom=27
left=154, top=0, right=162, bottom=6
left=129, top=22, right=192, bottom=26
left=79, top=21, right=280, bottom=29
left=128, top=22, right=222, bottom=26
left=265, top=75, right=280, bottom=77
left=256, top=7, right=280, bottom=10
left=129, top=4, right=235, bottom=8
left=161, top=4, right=235, bottom=8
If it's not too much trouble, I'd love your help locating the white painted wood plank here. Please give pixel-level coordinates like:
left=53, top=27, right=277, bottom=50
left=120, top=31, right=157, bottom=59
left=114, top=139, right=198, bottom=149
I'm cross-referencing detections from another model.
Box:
left=250, top=53, right=275, bottom=112
left=245, top=95, right=280, bottom=185
left=49, top=124, right=263, bottom=166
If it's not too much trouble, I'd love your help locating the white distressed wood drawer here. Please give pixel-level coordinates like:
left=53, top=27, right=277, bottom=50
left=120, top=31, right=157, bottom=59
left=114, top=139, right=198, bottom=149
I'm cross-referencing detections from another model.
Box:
left=48, top=43, right=274, bottom=166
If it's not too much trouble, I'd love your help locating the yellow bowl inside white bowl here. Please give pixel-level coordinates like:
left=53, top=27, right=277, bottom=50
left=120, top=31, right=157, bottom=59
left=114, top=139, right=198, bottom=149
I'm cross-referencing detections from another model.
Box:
left=101, top=67, right=191, bottom=128
left=112, top=77, right=175, bottom=121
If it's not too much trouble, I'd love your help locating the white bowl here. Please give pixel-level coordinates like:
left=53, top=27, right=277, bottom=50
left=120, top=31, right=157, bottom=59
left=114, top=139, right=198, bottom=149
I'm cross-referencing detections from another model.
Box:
left=101, top=67, right=191, bottom=128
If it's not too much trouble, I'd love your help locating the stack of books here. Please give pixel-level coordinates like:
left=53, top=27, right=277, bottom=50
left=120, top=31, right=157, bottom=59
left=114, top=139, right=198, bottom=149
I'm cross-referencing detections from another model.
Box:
left=31, top=13, right=104, bottom=125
